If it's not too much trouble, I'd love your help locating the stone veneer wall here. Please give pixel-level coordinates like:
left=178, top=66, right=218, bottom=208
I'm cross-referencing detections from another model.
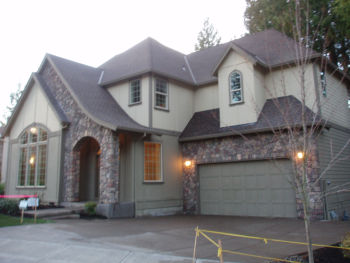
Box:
left=181, top=132, right=324, bottom=219
left=41, top=63, right=119, bottom=205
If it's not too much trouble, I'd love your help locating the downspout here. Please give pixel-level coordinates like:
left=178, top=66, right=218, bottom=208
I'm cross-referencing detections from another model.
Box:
left=149, top=74, right=153, bottom=128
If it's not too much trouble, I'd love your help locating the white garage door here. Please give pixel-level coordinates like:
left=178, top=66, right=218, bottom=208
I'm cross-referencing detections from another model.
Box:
left=199, top=160, right=297, bottom=218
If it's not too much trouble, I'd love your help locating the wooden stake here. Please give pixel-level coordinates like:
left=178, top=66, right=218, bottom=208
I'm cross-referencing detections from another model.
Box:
left=218, top=239, right=224, bottom=263
left=20, top=209, right=24, bottom=224
left=34, top=203, right=37, bottom=224
left=192, top=226, right=199, bottom=263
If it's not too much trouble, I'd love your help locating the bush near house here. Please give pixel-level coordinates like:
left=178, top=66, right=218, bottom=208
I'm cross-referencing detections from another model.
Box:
left=342, top=232, right=350, bottom=258
left=84, top=201, right=97, bottom=216
left=0, top=199, right=19, bottom=216
left=0, top=183, right=4, bottom=195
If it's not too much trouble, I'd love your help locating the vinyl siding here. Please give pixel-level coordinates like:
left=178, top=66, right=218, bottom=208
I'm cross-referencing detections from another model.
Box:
left=317, top=127, right=350, bottom=218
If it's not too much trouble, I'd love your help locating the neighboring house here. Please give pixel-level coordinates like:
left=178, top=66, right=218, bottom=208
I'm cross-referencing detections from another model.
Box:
left=2, top=29, right=350, bottom=219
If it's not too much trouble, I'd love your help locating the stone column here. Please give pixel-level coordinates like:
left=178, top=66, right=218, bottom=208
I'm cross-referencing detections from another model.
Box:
left=97, top=132, right=120, bottom=218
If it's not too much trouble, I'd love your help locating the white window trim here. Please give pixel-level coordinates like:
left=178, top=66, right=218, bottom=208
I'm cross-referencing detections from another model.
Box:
left=129, top=79, right=142, bottom=106
left=154, top=78, right=169, bottom=111
left=17, top=126, right=48, bottom=187
left=229, top=70, right=244, bottom=105
left=143, top=141, right=163, bottom=183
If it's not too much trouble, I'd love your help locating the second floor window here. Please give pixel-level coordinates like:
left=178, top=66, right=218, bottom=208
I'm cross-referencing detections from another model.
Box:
left=229, top=71, right=243, bottom=104
left=18, top=126, right=48, bottom=187
left=155, top=78, right=168, bottom=110
left=129, top=79, right=141, bottom=105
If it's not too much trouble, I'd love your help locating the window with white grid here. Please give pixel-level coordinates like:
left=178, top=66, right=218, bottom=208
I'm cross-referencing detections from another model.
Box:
left=155, top=78, right=168, bottom=110
left=17, top=126, right=47, bottom=187
left=129, top=79, right=141, bottom=105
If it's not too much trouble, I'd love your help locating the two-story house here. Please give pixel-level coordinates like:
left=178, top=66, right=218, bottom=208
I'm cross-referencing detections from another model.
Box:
left=2, top=29, right=349, bottom=219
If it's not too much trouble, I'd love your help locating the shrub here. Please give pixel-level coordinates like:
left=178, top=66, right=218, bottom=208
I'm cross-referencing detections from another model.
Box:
left=84, top=201, right=97, bottom=216
left=0, top=183, right=4, bottom=195
left=0, top=199, right=19, bottom=216
left=342, top=232, right=350, bottom=258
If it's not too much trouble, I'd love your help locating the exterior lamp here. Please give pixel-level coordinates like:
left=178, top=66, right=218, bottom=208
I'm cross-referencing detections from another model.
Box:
left=184, top=160, right=192, bottom=168
left=296, top=151, right=304, bottom=160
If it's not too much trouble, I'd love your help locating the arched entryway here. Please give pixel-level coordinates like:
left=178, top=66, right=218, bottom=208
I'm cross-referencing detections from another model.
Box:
left=74, top=137, right=100, bottom=201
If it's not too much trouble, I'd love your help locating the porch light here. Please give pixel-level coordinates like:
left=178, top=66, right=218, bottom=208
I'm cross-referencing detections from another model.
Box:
left=184, top=160, right=192, bottom=167
left=29, top=156, right=35, bottom=165
left=296, top=151, right=304, bottom=160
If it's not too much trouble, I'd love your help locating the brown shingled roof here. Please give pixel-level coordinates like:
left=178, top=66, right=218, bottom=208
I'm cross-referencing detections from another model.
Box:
left=179, top=96, right=323, bottom=142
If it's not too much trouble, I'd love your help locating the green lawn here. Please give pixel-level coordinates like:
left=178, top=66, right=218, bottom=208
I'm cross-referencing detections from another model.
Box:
left=0, top=214, right=52, bottom=227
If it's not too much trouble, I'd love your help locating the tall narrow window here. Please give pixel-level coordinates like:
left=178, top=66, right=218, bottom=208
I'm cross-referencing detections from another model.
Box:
left=17, top=126, right=47, bottom=187
left=229, top=71, right=243, bottom=104
left=144, top=142, right=162, bottom=182
left=155, top=78, right=168, bottom=110
left=129, top=79, right=141, bottom=105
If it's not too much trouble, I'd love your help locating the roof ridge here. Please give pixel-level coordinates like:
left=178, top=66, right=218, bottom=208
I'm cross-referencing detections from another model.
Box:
left=184, top=55, right=197, bottom=84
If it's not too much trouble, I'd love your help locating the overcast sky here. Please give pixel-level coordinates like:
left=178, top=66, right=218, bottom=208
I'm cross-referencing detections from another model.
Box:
left=0, top=0, right=247, bottom=123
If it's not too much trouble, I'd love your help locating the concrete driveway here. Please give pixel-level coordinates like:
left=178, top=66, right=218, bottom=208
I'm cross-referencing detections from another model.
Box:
left=0, top=215, right=349, bottom=263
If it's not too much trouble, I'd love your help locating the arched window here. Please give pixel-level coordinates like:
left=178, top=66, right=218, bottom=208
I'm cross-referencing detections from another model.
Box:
left=18, top=126, right=48, bottom=186
left=229, top=71, right=243, bottom=104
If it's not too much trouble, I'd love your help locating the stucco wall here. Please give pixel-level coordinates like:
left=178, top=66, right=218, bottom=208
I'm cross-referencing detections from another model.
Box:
left=152, top=80, right=194, bottom=132
left=10, top=82, right=61, bottom=139
left=265, top=64, right=317, bottom=113
left=4, top=80, right=63, bottom=203
left=133, top=134, right=183, bottom=216
left=218, top=51, right=260, bottom=127
left=107, top=76, right=149, bottom=127
left=194, top=84, right=219, bottom=112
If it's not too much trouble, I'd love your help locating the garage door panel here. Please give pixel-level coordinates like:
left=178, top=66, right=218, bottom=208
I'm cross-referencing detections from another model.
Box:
left=199, top=160, right=297, bottom=218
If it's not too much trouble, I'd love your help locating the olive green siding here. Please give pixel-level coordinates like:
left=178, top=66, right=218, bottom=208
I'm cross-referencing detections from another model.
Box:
left=5, top=133, right=63, bottom=204
left=119, top=134, right=183, bottom=216
left=317, top=127, right=350, bottom=218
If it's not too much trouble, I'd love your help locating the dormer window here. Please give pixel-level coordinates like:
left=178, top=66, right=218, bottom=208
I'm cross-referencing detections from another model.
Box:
left=229, top=71, right=243, bottom=104
left=129, top=79, right=141, bottom=105
left=155, top=78, right=169, bottom=110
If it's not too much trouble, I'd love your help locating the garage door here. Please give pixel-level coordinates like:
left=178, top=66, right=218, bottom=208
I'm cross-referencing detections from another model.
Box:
left=199, top=160, right=297, bottom=218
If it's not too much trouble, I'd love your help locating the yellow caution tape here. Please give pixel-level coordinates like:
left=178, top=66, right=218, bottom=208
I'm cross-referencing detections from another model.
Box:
left=217, top=247, right=222, bottom=258
left=198, top=230, right=219, bottom=248
left=199, top=228, right=350, bottom=250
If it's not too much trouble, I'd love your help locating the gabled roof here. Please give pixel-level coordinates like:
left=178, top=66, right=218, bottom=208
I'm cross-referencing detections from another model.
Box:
left=46, top=54, right=151, bottom=133
left=3, top=72, right=70, bottom=136
left=99, top=38, right=194, bottom=86
left=98, top=29, right=322, bottom=87
left=179, top=96, right=324, bottom=142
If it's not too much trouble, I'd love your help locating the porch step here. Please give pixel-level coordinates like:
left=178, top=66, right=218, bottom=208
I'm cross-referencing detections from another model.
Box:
left=24, top=207, right=84, bottom=219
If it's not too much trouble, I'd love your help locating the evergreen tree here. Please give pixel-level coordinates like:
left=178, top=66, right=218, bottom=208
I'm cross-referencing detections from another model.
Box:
left=195, top=18, right=221, bottom=51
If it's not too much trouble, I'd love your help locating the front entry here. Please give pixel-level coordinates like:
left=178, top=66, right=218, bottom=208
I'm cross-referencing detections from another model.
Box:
left=77, top=137, right=100, bottom=201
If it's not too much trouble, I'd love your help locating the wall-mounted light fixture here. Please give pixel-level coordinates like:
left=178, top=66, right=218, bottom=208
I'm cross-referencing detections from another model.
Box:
left=184, top=160, right=192, bottom=168
left=296, top=151, right=304, bottom=160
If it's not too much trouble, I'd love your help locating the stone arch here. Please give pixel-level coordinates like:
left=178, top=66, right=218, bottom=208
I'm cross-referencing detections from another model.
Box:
left=72, top=136, right=101, bottom=201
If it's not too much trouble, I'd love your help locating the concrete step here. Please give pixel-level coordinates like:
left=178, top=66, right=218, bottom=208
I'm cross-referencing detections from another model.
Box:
left=24, top=207, right=83, bottom=219
left=44, top=214, right=80, bottom=220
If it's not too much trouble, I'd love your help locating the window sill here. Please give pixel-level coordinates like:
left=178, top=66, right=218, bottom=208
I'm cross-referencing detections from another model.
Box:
left=229, top=101, right=244, bottom=106
left=154, top=106, right=169, bottom=112
left=129, top=101, right=142, bottom=107
left=16, top=186, right=46, bottom=189
left=143, top=181, right=164, bottom=184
